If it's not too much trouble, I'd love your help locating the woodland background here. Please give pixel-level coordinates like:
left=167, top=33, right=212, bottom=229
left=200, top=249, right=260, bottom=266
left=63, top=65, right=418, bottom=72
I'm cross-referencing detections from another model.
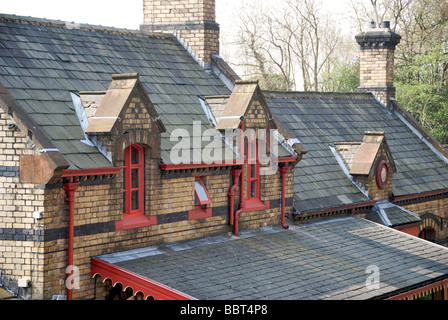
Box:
left=218, top=0, right=448, bottom=145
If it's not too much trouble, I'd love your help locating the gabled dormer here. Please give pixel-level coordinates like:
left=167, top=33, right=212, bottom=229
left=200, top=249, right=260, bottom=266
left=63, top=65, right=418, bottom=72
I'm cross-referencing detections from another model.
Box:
left=335, top=131, right=396, bottom=201
left=214, top=80, right=274, bottom=131
left=80, top=73, right=165, bottom=165
left=199, top=80, right=307, bottom=234
left=204, top=80, right=306, bottom=159
left=75, top=73, right=167, bottom=230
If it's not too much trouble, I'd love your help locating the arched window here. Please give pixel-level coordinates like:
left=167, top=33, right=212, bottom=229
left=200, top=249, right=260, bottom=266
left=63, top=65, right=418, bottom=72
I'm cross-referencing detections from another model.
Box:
left=123, top=144, right=144, bottom=217
left=419, top=227, right=436, bottom=243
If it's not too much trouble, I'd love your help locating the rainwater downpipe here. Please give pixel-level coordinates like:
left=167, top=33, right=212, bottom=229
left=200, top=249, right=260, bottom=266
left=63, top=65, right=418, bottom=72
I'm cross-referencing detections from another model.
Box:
left=228, top=169, right=242, bottom=226
left=62, top=178, right=80, bottom=301
left=234, top=119, right=246, bottom=235
left=279, top=165, right=291, bottom=229
left=233, top=173, right=245, bottom=235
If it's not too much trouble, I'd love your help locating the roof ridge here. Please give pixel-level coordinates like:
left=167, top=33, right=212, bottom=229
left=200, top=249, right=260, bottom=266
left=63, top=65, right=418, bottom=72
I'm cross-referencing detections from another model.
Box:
left=262, top=90, right=374, bottom=100
left=0, top=13, right=175, bottom=39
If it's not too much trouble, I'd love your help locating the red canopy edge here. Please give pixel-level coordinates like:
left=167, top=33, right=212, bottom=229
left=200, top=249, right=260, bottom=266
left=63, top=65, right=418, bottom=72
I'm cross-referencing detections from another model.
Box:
left=91, top=257, right=196, bottom=300
left=386, top=278, right=448, bottom=300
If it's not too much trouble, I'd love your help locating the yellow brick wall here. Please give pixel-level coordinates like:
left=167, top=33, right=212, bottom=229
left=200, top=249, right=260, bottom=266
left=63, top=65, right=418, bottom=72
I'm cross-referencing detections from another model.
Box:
left=400, top=197, right=448, bottom=244
left=143, top=0, right=215, bottom=23
left=358, top=46, right=396, bottom=108
left=359, top=48, right=395, bottom=88
left=34, top=92, right=235, bottom=299
left=142, top=0, right=219, bottom=63
left=234, top=95, right=293, bottom=231
left=0, top=84, right=296, bottom=299
left=0, top=108, right=45, bottom=300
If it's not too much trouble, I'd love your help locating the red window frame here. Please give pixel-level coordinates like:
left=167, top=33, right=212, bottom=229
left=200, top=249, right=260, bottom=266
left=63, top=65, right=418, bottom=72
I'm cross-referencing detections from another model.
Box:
left=194, top=177, right=212, bottom=209
left=123, top=144, right=145, bottom=218
left=246, top=140, right=260, bottom=201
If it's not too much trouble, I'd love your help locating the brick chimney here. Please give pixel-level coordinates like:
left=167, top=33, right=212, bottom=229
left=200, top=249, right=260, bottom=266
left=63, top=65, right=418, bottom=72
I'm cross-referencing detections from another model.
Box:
left=355, top=21, right=401, bottom=109
left=140, top=0, right=219, bottom=70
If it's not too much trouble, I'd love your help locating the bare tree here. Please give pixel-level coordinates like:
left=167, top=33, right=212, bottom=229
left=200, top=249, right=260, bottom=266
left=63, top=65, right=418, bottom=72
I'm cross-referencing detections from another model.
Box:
left=232, top=4, right=269, bottom=82
left=230, top=0, right=342, bottom=91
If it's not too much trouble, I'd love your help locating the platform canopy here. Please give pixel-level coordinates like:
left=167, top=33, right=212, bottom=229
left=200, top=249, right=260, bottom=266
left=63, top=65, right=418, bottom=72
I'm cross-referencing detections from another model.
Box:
left=92, top=216, right=448, bottom=300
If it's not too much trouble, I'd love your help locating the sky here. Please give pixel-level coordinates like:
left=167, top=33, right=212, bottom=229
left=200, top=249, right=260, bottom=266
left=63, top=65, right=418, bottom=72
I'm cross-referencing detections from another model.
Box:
left=1, top=0, right=144, bottom=29
left=0, top=0, right=354, bottom=31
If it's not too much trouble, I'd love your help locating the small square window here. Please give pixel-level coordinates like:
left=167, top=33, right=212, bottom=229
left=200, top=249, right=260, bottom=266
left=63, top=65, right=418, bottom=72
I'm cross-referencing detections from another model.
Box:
left=194, top=177, right=212, bottom=206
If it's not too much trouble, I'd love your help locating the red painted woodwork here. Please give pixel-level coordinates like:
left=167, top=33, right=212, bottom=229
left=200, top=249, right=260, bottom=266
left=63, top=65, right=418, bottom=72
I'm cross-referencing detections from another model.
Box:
left=387, top=278, right=448, bottom=300
left=194, top=177, right=212, bottom=206
left=398, top=224, right=420, bottom=237
left=91, top=258, right=195, bottom=300
left=280, top=165, right=291, bottom=230
left=376, top=159, right=389, bottom=189
left=61, top=167, right=122, bottom=178
left=228, top=169, right=242, bottom=226
left=246, top=140, right=260, bottom=202
left=188, top=207, right=212, bottom=220
left=159, top=158, right=298, bottom=171
left=115, top=215, right=157, bottom=231
left=123, top=144, right=145, bottom=218
left=61, top=167, right=122, bottom=300
left=62, top=178, right=80, bottom=300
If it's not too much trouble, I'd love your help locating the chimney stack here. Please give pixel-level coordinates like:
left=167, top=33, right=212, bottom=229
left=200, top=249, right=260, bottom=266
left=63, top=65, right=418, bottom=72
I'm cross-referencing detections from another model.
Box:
left=140, top=0, right=219, bottom=70
left=355, top=21, right=401, bottom=109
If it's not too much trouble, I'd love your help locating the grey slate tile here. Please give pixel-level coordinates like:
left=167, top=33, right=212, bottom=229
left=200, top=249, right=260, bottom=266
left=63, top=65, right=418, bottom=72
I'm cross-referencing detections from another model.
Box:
left=0, top=16, right=231, bottom=169
left=94, top=216, right=448, bottom=300
left=266, top=92, right=448, bottom=213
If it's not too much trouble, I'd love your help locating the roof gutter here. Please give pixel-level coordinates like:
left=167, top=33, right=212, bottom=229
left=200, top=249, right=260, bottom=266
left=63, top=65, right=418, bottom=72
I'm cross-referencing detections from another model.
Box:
left=390, top=188, right=448, bottom=204
left=294, top=200, right=378, bottom=220
left=61, top=167, right=123, bottom=178
left=160, top=161, right=243, bottom=171
left=159, top=156, right=298, bottom=171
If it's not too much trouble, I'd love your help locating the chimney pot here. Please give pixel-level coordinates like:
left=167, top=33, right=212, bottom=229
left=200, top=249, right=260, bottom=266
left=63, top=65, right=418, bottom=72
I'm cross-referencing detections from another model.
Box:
left=380, top=21, right=391, bottom=29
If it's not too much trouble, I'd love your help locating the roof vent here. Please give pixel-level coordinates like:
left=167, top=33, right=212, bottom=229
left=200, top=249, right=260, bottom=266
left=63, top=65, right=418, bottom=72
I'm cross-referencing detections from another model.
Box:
left=65, top=21, right=80, bottom=29
left=367, top=21, right=376, bottom=29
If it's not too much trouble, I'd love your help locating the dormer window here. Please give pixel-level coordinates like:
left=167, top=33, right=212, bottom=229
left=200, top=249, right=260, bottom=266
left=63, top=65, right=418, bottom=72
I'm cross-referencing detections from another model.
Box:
left=123, top=144, right=145, bottom=217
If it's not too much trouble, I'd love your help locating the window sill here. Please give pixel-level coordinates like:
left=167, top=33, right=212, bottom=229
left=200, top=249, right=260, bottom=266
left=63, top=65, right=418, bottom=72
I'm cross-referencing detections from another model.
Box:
left=188, top=207, right=212, bottom=220
left=115, top=215, right=157, bottom=231
left=242, top=200, right=270, bottom=212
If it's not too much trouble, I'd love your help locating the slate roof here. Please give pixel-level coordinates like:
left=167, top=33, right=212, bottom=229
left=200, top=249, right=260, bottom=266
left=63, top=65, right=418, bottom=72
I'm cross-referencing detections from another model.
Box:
left=0, top=14, right=231, bottom=169
left=265, top=91, right=448, bottom=213
left=368, top=200, right=421, bottom=228
left=95, top=215, right=448, bottom=300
